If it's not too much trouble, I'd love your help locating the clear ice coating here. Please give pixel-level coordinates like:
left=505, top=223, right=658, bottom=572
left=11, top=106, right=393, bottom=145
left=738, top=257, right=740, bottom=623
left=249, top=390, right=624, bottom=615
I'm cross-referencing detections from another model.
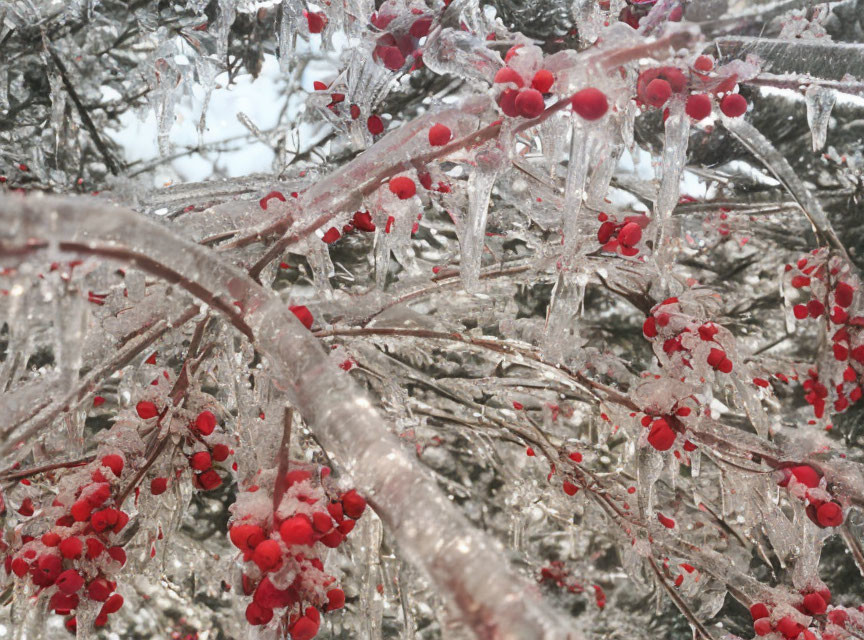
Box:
left=1, top=2, right=864, bottom=640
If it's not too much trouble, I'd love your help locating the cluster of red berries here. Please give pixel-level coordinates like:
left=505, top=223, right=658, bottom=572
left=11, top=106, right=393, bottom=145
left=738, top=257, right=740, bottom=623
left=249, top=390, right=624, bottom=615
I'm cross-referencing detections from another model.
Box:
left=370, top=4, right=432, bottom=71
left=641, top=298, right=735, bottom=374
left=776, top=464, right=844, bottom=529
left=5, top=454, right=129, bottom=632
left=539, top=561, right=607, bottom=609
left=229, top=467, right=367, bottom=639
left=136, top=403, right=232, bottom=494
left=492, top=46, right=609, bottom=122
left=786, top=252, right=862, bottom=417
left=636, top=58, right=748, bottom=121
left=749, top=587, right=833, bottom=639
left=635, top=395, right=700, bottom=453
left=311, top=81, right=387, bottom=135
left=596, top=212, right=648, bottom=256
left=493, top=56, right=555, bottom=119
left=619, top=0, right=683, bottom=28
left=319, top=211, right=378, bottom=246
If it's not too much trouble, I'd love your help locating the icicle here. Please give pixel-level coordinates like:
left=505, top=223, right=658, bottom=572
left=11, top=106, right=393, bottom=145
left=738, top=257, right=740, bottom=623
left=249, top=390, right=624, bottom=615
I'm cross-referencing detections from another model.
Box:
left=561, top=116, right=592, bottom=257
left=542, top=270, right=587, bottom=363
left=45, top=60, right=66, bottom=155
left=304, top=239, right=335, bottom=296
left=460, top=147, right=505, bottom=293
left=586, top=139, right=622, bottom=209
left=216, top=0, right=236, bottom=60
left=278, top=0, right=302, bottom=71
left=195, top=57, right=218, bottom=149
left=653, top=98, right=690, bottom=265
left=804, top=85, right=836, bottom=152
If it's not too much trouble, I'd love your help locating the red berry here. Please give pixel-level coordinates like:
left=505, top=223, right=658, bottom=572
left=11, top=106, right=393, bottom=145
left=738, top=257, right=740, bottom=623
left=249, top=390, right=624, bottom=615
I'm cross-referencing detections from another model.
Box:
left=793, top=304, right=808, bottom=319
left=428, top=123, right=452, bottom=146
left=101, top=593, right=124, bottom=614
left=367, top=115, right=384, bottom=135
left=70, top=500, right=91, bottom=522
left=321, top=227, right=341, bottom=244
left=327, top=587, right=346, bottom=611
left=327, top=502, right=344, bottom=521
left=280, top=515, right=315, bottom=547
left=190, top=451, right=212, bottom=471
left=285, top=469, right=312, bottom=487
left=657, top=513, right=675, bottom=528
left=194, top=410, right=217, bottom=435
left=753, top=618, right=772, bottom=636
left=618, top=222, right=642, bottom=247
left=252, top=539, right=283, bottom=572
left=107, top=546, right=126, bottom=566
left=289, top=305, right=314, bottom=330
left=644, top=78, right=672, bottom=107
left=514, top=89, right=545, bottom=118
left=85, top=483, right=111, bottom=507
left=197, top=469, right=222, bottom=491
left=776, top=616, right=801, bottom=639
left=150, top=478, right=168, bottom=495
left=389, top=176, right=416, bottom=200
left=230, top=524, right=266, bottom=552
left=86, top=538, right=105, bottom=559
left=246, top=602, right=274, bottom=625
left=817, top=501, right=843, bottom=527
left=643, top=316, right=658, bottom=338
left=59, top=537, right=83, bottom=559
left=802, top=592, right=827, bottom=615
left=376, top=45, right=405, bottom=71
left=497, top=88, right=520, bottom=117
left=212, top=444, right=230, bottom=462
left=531, top=69, right=554, bottom=93
left=409, top=16, right=432, bottom=38
left=36, top=554, right=63, bottom=583
left=789, top=465, right=822, bottom=488
left=835, top=282, right=854, bottom=307
left=707, top=348, right=727, bottom=369
left=91, top=508, right=119, bottom=532
left=493, top=67, right=524, bottom=87
left=290, top=614, right=320, bottom=640
left=647, top=418, right=676, bottom=451
left=42, top=532, right=61, bottom=547
left=749, top=603, right=770, bottom=620
left=693, top=55, right=714, bottom=72
left=720, top=93, right=747, bottom=117
left=254, top=576, right=296, bottom=609
left=562, top=480, right=579, bottom=496
left=352, top=211, right=376, bottom=232
left=113, top=511, right=129, bottom=533
left=136, top=401, right=158, bottom=419
left=342, top=489, right=367, bottom=519
left=807, top=299, right=825, bottom=317
left=320, top=530, right=344, bottom=548
left=698, top=323, right=719, bottom=342
left=88, top=578, right=114, bottom=601
left=571, top=88, right=608, bottom=120
left=685, top=94, right=712, bottom=120
left=305, top=10, right=327, bottom=33
left=337, top=519, right=355, bottom=535
left=10, top=557, right=29, bottom=577
left=48, top=591, right=79, bottom=614
left=101, top=454, right=124, bottom=477
left=56, top=569, right=85, bottom=594
left=312, top=511, right=333, bottom=533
